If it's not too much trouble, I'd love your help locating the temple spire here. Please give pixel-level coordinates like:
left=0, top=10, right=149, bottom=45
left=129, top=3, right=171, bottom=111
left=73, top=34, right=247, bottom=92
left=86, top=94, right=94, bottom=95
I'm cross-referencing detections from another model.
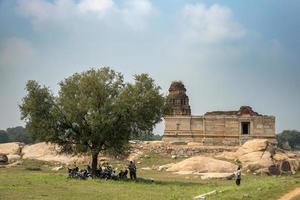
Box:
left=167, top=81, right=191, bottom=116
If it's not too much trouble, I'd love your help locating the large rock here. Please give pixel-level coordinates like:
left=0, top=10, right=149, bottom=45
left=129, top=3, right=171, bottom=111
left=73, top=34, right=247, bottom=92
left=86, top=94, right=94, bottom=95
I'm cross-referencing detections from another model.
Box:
left=198, top=173, right=234, bottom=180
left=215, top=139, right=300, bottom=175
left=273, top=152, right=289, bottom=161
left=216, top=139, right=270, bottom=162
left=0, top=154, right=8, bottom=165
left=166, top=156, right=237, bottom=173
left=268, top=164, right=281, bottom=175
left=239, top=151, right=273, bottom=169
left=280, top=159, right=300, bottom=174
left=7, top=154, right=21, bottom=163
left=235, top=139, right=268, bottom=157
left=238, top=151, right=263, bottom=163
left=0, top=142, right=24, bottom=155
left=0, top=143, right=23, bottom=164
left=174, top=170, right=194, bottom=175
left=158, top=163, right=175, bottom=171
left=217, top=139, right=274, bottom=170
left=215, top=151, right=236, bottom=160
left=127, top=150, right=143, bottom=161
left=22, top=142, right=89, bottom=164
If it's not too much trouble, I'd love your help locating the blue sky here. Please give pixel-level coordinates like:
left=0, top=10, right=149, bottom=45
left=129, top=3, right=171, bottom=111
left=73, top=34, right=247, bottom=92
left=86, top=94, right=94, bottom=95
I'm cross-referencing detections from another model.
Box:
left=0, top=0, right=299, bottom=134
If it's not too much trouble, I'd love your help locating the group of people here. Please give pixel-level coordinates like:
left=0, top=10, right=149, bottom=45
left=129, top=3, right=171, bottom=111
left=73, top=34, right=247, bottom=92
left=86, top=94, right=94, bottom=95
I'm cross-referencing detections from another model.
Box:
left=68, top=160, right=242, bottom=186
left=68, top=161, right=137, bottom=181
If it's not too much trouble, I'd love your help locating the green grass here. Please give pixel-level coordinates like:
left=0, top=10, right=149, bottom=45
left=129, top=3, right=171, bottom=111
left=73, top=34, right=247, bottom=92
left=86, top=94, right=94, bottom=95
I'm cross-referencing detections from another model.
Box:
left=0, top=159, right=299, bottom=200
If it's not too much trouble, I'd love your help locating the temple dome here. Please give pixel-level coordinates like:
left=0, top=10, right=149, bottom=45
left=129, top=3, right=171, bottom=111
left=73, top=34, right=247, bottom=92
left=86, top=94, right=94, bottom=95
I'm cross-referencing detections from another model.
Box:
left=168, top=81, right=186, bottom=92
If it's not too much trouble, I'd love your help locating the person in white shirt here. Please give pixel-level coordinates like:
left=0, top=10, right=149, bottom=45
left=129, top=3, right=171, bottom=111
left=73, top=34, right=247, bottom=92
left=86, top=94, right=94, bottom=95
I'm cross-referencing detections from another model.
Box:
left=235, top=166, right=242, bottom=186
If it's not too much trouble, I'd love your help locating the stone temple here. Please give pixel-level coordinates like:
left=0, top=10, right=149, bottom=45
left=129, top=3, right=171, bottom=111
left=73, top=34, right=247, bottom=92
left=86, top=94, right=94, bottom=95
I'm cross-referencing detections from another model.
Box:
left=163, top=81, right=276, bottom=145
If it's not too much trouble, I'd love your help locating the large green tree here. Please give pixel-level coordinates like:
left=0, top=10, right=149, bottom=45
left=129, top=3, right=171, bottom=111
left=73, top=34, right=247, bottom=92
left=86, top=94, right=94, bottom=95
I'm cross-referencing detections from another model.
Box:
left=20, top=67, right=166, bottom=174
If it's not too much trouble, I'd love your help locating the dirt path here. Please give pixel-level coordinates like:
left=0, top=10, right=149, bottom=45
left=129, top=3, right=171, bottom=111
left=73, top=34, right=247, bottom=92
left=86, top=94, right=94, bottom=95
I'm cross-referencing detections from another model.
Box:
left=278, top=187, right=300, bottom=200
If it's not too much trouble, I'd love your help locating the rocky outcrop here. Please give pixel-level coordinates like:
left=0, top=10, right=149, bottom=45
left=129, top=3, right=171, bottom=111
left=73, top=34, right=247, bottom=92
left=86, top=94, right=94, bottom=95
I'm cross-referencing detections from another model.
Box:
left=156, top=156, right=237, bottom=179
left=127, top=141, right=144, bottom=161
left=22, top=143, right=90, bottom=164
left=157, top=139, right=300, bottom=177
left=7, top=154, right=21, bottom=163
left=0, top=142, right=90, bottom=165
left=236, top=139, right=268, bottom=155
left=0, top=139, right=299, bottom=176
left=166, top=156, right=237, bottom=173
left=0, top=154, right=8, bottom=165
left=216, top=139, right=300, bottom=175
left=142, top=141, right=237, bottom=157
left=0, top=142, right=24, bottom=163
left=126, top=140, right=238, bottom=162
left=198, top=173, right=234, bottom=180
left=158, top=163, right=175, bottom=171
left=0, top=142, right=24, bottom=155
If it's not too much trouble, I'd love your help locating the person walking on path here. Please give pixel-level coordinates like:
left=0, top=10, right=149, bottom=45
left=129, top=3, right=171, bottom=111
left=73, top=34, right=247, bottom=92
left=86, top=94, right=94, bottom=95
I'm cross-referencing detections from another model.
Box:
left=235, top=166, right=242, bottom=186
left=128, top=161, right=137, bottom=180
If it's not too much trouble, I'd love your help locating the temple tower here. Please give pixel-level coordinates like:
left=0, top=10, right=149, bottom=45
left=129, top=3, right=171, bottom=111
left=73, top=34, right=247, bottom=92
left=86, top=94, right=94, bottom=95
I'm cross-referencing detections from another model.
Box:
left=168, top=81, right=191, bottom=115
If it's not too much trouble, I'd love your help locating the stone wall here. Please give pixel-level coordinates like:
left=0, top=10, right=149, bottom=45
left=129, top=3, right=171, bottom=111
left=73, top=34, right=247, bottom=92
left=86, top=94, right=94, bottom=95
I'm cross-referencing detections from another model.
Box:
left=164, top=116, right=194, bottom=142
left=163, top=113, right=276, bottom=146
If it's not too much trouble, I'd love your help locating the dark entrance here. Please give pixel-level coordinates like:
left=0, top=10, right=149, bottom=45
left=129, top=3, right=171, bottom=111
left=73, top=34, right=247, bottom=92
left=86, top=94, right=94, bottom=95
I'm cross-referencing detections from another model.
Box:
left=241, top=122, right=250, bottom=134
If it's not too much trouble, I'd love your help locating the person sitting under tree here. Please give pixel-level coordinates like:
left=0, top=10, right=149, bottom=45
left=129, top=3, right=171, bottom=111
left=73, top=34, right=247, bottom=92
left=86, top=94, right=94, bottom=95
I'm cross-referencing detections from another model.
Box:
left=128, top=161, right=137, bottom=180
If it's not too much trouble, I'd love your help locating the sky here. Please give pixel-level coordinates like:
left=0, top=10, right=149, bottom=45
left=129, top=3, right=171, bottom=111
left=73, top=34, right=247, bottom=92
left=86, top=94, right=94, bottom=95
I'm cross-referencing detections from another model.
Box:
left=0, top=0, right=299, bottom=134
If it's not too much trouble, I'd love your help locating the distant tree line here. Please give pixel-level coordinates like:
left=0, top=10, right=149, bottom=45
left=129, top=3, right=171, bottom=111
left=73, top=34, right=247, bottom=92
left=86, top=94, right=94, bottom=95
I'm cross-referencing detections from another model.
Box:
left=0, top=126, right=34, bottom=144
left=0, top=126, right=162, bottom=144
left=277, top=130, right=300, bottom=150
left=130, top=133, right=162, bottom=141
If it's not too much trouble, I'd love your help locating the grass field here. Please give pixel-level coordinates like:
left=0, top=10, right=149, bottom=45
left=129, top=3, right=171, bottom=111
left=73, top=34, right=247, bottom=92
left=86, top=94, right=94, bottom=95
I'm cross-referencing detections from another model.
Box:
left=0, top=158, right=299, bottom=200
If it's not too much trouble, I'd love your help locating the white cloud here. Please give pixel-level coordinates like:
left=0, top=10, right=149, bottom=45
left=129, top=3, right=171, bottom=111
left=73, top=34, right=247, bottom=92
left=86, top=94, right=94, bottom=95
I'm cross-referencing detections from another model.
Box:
left=17, top=0, right=77, bottom=23
left=77, top=0, right=114, bottom=14
left=17, top=0, right=154, bottom=31
left=122, top=0, right=155, bottom=30
left=181, top=3, right=246, bottom=44
left=0, top=37, right=35, bottom=67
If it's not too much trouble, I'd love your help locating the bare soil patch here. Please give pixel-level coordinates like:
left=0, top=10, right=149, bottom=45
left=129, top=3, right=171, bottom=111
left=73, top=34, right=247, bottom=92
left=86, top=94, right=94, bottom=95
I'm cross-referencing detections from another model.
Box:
left=278, top=187, right=300, bottom=200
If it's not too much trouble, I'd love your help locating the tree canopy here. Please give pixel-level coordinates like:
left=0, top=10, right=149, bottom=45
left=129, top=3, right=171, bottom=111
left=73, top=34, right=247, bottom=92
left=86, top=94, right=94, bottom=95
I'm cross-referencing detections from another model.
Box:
left=20, top=67, right=167, bottom=173
left=277, top=130, right=300, bottom=150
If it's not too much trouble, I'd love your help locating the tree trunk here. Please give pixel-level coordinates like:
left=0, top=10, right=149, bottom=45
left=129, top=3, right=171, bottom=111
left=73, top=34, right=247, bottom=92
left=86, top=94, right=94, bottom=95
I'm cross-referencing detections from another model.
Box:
left=91, top=151, right=99, bottom=176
